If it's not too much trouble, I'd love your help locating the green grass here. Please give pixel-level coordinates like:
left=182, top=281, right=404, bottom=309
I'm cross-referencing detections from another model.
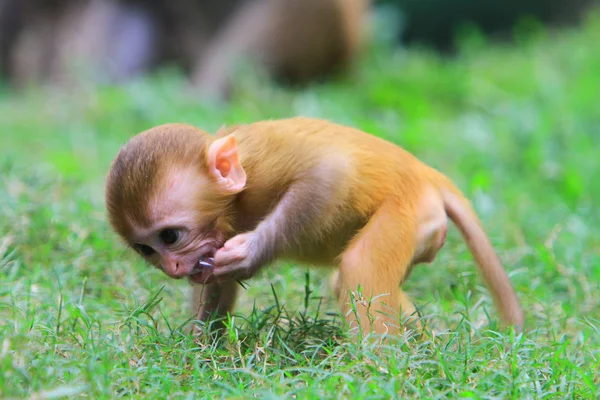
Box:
left=2, top=9, right=600, bottom=399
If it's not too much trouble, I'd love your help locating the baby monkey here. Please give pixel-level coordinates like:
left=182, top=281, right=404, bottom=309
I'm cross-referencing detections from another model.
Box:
left=105, top=118, right=524, bottom=336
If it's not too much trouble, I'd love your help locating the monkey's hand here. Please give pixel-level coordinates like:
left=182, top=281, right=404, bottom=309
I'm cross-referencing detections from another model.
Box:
left=211, top=232, right=265, bottom=282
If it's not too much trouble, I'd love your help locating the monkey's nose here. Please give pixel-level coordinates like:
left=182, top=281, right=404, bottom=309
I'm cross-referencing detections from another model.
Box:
left=162, top=258, right=190, bottom=278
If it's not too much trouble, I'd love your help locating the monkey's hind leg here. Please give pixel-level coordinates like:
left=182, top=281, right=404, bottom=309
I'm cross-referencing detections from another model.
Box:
left=335, top=200, right=420, bottom=337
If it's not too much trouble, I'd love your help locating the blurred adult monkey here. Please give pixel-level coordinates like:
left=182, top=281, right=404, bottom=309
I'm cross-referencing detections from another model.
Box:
left=7, top=0, right=166, bottom=87
left=191, top=0, right=371, bottom=98
left=3, top=0, right=370, bottom=98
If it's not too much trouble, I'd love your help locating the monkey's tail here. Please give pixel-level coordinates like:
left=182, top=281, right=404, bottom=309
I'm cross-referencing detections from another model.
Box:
left=438, top=177, right=524, bottom=331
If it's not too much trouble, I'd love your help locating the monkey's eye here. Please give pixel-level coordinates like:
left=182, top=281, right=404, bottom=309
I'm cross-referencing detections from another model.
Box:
left=159, top=229, right=179, bottom=245
left=135, top=244, right=155, bottom=256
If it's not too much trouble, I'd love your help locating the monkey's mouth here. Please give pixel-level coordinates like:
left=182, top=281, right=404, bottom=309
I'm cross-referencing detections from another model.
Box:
left=188, top=248, right=217, bottom=284
left=192, top=257, right=215, bottom=273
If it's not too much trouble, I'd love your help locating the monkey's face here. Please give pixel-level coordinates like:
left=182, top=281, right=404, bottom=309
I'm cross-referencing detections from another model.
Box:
left=107, top=130, right=247, bottom=284
left=124, top=167, right=235, bottom=283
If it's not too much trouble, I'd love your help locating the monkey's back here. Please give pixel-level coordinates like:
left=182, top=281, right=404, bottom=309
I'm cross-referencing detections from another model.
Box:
left=230, top=117, right=445, bottom=224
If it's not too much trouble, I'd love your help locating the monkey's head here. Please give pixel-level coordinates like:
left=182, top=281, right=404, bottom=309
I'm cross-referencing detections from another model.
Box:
left=105, top=123, right=247, bottom=283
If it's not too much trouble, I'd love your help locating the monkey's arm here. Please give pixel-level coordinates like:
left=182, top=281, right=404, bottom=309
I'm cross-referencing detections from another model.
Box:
left=210, top=159, right=344, bottom=282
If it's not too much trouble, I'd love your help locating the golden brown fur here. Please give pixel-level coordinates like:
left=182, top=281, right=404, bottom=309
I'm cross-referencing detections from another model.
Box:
left=106, top=117, right=524, bottom=338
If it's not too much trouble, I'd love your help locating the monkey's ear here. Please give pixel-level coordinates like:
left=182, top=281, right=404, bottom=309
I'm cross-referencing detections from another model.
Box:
left=207, top=135, right=247, bottom=193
